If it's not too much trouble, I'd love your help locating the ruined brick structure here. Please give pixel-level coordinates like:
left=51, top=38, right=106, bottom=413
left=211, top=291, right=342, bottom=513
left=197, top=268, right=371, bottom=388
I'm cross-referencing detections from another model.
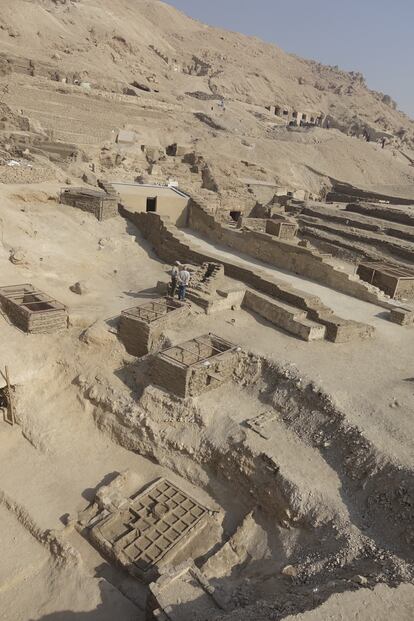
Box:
left=151, top=334, right=239, bottom=398
left=119, top=297, right=189, bottom=357
left=60, top=187, right=119, bottom=221
left=356, top=261, right=414, bottom=300
left=0, top=284, right=67, bottom=333
left=265, top=217, right=298, bottom=240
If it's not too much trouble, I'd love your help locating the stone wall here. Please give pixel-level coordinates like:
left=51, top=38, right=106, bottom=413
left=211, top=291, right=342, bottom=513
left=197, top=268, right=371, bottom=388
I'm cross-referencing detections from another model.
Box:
left=151, top=355, right=189, bottom=398
left=0, top=286, right=67, bottom=334
left=151, top=349, right=240, bottom=398
left=60, top=188, right=118, bottom=221
left=187, top=201, right=389, bottom=306
left=119, top=206, right=377, bottom=343
left=119, top=302, right=189, bottom=357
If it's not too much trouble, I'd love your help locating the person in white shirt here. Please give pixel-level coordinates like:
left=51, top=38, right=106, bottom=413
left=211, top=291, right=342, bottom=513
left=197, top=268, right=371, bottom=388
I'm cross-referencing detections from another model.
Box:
left=170, top=261, right=181, bottom=297
left=178, top=267, right=190, bottom=301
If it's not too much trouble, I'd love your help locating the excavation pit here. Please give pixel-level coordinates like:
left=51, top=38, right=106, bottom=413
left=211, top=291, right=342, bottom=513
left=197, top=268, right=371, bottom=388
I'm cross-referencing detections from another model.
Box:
left=356, top=261, right=414, bottom=300
left=151, top=334, right=239, bottom=398
left=86, top=477, right=210, bottom=584
left=119, top=297, right=189, bottom=357
left=0, top=284, right=68, bottom=333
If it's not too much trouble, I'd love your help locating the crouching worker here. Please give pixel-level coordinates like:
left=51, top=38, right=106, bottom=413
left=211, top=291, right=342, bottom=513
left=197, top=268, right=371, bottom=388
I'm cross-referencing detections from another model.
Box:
left=178, top=266, right=191, bottom=301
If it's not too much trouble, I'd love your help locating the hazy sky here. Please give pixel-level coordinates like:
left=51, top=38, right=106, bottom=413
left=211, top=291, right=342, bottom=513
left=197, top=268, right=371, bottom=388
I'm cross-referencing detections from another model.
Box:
left=166, top=0, right=414, bottom=118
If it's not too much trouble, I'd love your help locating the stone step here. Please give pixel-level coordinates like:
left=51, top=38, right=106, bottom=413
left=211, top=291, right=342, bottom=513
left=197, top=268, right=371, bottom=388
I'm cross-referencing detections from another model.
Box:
left=243, top=290, right=327, bottom=342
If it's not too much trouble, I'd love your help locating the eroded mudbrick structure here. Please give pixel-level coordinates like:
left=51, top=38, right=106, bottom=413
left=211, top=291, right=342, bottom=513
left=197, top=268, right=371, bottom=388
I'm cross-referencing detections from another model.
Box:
left=265, top=216, right=298, bottom=240
left=80, top=474, right=213, bottom=584
left=356, top=261, right=414, bottom=300
left=151, top=334, right=239, bottom=398
left=60, top=186, right=119, bottom=221
left=146, top=563, right=228, bottom=620
left=0, top=284, right=67, bottom=333
left=119, top=297, right=189, bottom=357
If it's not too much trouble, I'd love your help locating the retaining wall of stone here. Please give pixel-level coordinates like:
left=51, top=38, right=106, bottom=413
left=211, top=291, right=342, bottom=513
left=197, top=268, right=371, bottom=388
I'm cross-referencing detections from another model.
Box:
left=120, top=207, right=375, bottom=343
left=187, top=202, right=388, bottom=306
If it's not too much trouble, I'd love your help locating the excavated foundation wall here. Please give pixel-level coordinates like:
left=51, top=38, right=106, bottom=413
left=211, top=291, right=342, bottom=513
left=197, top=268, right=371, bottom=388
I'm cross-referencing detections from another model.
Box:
left=120, top=207, right=376, bottom=342
left=76, top=353, right=414, bottom=570
left=151, top=350, right=240, bottom=398
left=187, top=202, right=388, bottom=305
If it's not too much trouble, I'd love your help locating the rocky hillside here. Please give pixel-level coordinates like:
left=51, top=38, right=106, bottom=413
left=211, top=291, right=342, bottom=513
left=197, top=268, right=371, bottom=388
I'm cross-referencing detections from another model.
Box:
left=2, top=1, right=411, bottom=142
left=0, top=0, right=413, bottom=199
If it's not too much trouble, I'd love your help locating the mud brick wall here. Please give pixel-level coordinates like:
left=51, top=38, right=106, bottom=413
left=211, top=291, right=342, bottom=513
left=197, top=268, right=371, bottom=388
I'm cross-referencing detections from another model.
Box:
left=238, top=217, right=267, bottom=232
left=61, top=191, right=118, bottom=221
left=396, top=279, right=414, bottom=301
left=119, top=318, right=152, bottom=357
left=187, top=201, right=389, bottom=305
left=100, top=196, right=119, bottom=220
left=265, top=219, right=297, bottom=240
left=119, top=305, right=189, bottom=357
left=61, top=192, right=102, bottom=218
left=357, top=265, right=414, bottom=301
left=389, top=308, right=414, bottom=326
left=151, top=349, right=238, bottom=398
left=151, top=355, right=189, bottom=398
left=187, top=351, right=239, bottom=397
left=243, top=290, right=326, bottom=342
left=119, top=208, right=379, bottom=342
left=0, top=295, right=67, bottom=334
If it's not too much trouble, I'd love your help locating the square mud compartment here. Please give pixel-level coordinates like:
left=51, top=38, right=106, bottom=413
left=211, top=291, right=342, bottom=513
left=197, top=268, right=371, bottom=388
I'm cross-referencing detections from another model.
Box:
left=60, top=187, right=118, bottom=221
left=87, top=478, right=209, bottom=583
left=119, top=297, right=188, bottom=357
left=356, top=261, right=414, bottom=300
left=151, top=333, right=239, bottom=398
left=0, top=284, right=68, bottom=333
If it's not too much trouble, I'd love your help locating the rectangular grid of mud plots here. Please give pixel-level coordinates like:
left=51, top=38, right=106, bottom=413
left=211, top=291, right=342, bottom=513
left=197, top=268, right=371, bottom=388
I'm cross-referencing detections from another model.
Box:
left=90, top=479, right=208, bottom=583
left=0, top=284, right=67, bottom=333
left=356, top=261, right=414, bottom=300
left=119, top=297, right=187, bottom=357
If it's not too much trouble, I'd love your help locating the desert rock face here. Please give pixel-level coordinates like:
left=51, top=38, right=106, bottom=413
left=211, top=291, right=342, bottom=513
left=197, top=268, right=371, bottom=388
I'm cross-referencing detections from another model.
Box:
left=0, top=2, right=413, bottom=621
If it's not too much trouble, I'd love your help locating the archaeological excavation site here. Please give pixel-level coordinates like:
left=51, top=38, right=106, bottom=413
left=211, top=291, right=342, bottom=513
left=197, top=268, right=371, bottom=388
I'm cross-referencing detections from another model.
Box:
left=0, top=1, right=414, bottom=620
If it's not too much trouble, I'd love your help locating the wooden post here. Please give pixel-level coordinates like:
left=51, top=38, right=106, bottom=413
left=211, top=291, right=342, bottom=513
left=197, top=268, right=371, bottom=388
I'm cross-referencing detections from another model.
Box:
left=1, top=366, right=15, bottom=426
